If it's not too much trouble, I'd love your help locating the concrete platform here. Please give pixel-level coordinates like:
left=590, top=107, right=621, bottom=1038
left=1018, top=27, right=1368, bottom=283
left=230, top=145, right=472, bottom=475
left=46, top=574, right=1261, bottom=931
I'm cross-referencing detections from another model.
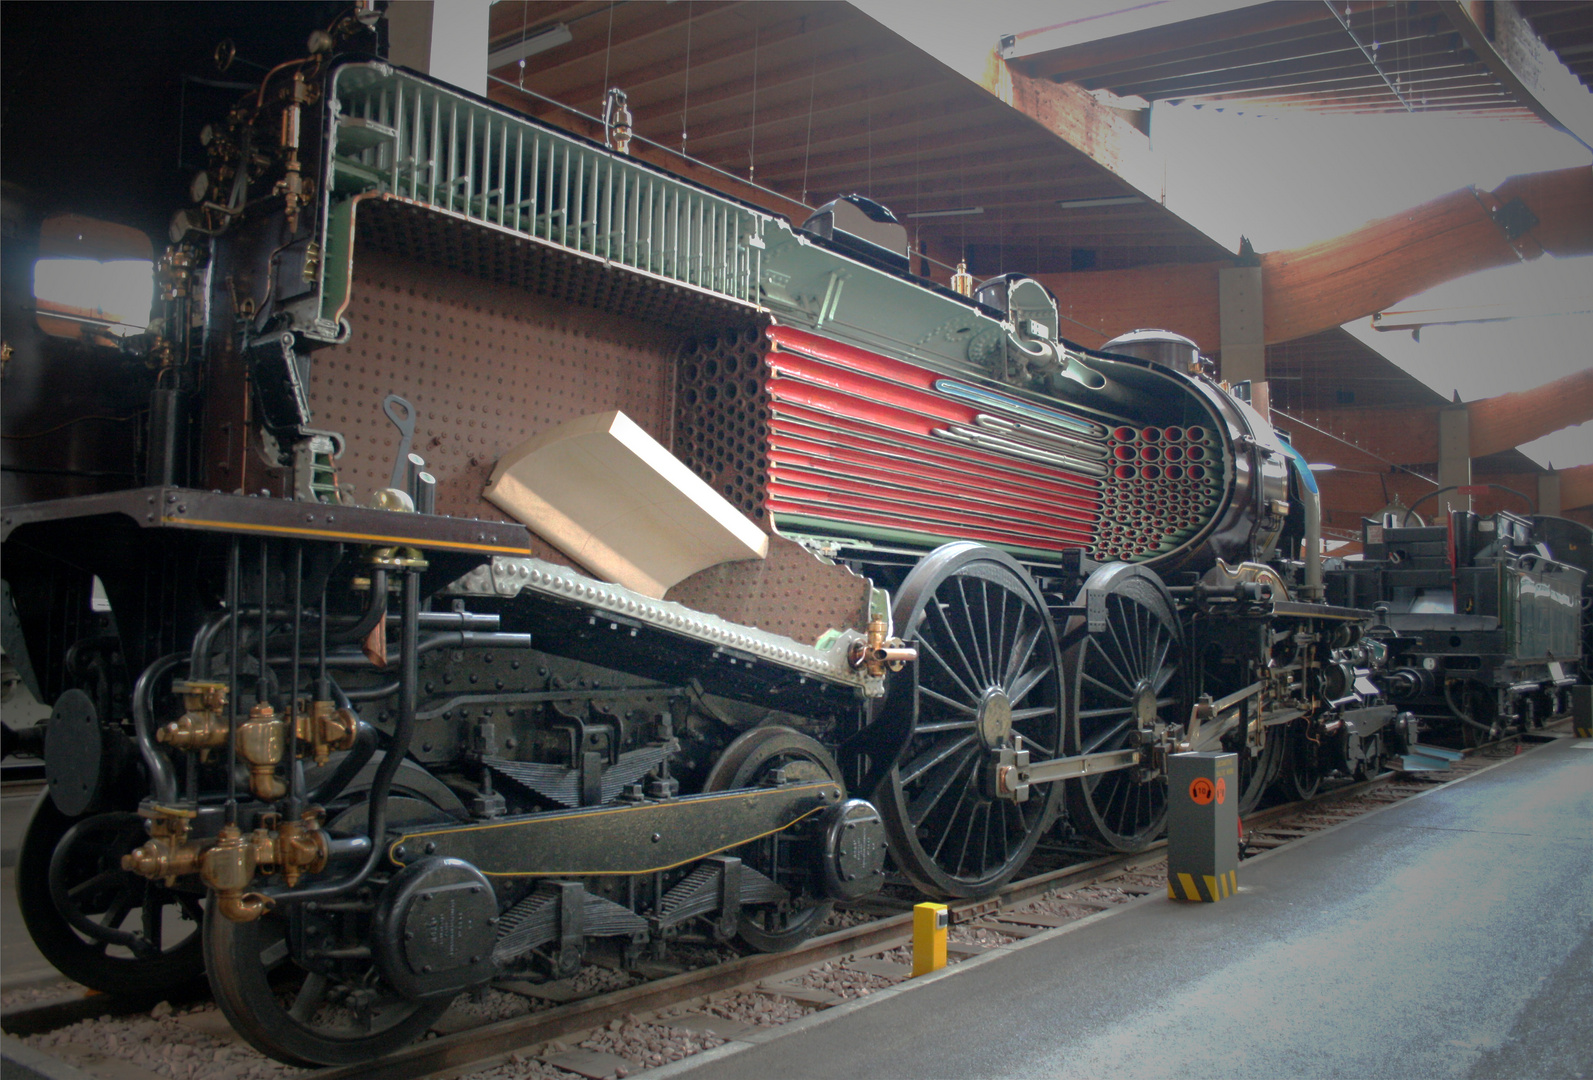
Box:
left=655, top=736, right=1593, bottom=1080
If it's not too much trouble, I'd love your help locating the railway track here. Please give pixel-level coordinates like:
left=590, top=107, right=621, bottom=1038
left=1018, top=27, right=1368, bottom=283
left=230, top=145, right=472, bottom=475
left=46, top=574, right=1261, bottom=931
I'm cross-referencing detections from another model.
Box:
left=0, top=725, right=1563, bottom=1080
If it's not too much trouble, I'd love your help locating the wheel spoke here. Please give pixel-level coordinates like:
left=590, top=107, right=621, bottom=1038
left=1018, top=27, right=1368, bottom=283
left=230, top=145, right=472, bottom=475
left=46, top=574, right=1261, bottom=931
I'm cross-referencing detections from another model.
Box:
left=1082, top=671, right=1133, bottom=702
left=915, top=718, right=978, bottom=734
left=1002, top=615, right=1044, bottom=688
left=929, top=603, right=985, bottom=693
left=289, top=973, right=329, bottom=1022
left=952, top=578, right=988, bottom=683
left=1079, top=705, right=1134, bottom=720
left=142, top=888, right=163, bottom=951
left=1083, top=717, right=1134, bottom=754
left=907, top=743, right=978, bottom=826
left=67, top=869, right=121, bottom=900
left=1007, top=661, right=1050, bottom=705
left=917, top=638, right=982, bottom=706
left=900, top=734, right=976, bottom=786
left=99, top=892, right=135, bottom=931
left=1094, top=624, right=1139, bottom=693
left=919, top=686, right=977, bottom=716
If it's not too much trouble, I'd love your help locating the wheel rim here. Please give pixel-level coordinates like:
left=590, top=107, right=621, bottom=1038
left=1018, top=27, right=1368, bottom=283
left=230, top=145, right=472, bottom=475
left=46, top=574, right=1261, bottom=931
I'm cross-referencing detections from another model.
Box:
left=1283, top=728, right=1323, bottom=800
left=876, top=543, right=1064, bottom=899
left=1064, top=564, right=1184, bottom=852
left=1233, top=728, right=1286, bottom=814
left=705, top=726, right=839, bottom=951
left=205, top=899, right=450, bottom=1067
left=17, top=797, right=205, bottom=997
left=204, top=793, right=459, bottom=1066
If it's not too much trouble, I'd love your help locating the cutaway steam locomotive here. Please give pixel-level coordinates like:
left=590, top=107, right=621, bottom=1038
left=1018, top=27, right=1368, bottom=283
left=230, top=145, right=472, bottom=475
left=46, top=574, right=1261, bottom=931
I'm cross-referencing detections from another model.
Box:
left=2, top=28, right=1584, bottom=1068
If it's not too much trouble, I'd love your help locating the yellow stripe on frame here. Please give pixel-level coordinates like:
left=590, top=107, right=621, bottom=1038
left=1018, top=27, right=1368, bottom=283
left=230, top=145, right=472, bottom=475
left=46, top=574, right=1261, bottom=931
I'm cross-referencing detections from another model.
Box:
left=1178, top=873, right=1200, bottom=901
left=1229, top=870, right=1238, bottom=894
left=166, top=517, right=531, bottom=556
left=1204, top=874, right=1219, bottom=902
left=1168, top=883, right=1176, bottom=899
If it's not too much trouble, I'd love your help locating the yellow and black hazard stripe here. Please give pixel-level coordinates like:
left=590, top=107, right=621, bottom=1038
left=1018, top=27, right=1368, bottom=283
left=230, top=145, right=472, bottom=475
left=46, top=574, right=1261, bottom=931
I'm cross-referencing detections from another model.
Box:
left=1166, top=869, right=1238, bottom=902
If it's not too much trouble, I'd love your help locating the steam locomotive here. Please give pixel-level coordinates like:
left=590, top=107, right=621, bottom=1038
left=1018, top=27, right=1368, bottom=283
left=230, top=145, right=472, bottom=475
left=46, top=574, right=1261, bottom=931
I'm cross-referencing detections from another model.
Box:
left=2, top=28, right=1584, bottom=1068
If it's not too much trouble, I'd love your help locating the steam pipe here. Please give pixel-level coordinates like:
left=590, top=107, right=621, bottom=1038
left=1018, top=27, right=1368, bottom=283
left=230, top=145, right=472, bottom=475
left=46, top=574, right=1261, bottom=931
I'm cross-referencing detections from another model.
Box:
left=1281, top=441, right=1323, bottom=599
left=132, top=653, right=186, bottom=806
left=263, top=567, right=421, bottom=905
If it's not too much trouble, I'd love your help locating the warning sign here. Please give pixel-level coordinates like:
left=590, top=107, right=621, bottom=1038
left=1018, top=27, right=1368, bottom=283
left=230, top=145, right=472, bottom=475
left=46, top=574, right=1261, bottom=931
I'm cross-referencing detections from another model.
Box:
left=1215, top=777, right=1227, bottom=805
left=1189, top=777, right=1215, bottom=805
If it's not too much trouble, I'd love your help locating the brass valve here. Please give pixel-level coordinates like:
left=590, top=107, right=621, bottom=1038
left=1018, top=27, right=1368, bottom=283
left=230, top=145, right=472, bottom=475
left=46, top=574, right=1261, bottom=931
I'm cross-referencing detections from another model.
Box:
left=237, top=702, right=287, bottom=801
left=121, top=805, right=204, bottom=886
left=849, top=615, right=917, bottom=679
left=158, top=680, right=231, bottom=758
left=275, top=810, right=330, bottom=887
left=295, top=699, right=359, bottom=767
left=201, top=823, right=271, bottom=923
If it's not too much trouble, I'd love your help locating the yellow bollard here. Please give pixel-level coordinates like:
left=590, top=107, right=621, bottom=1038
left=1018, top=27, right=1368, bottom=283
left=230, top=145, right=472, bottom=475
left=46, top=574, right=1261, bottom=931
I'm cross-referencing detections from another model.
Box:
left=912, top=902, right=948, bottom=976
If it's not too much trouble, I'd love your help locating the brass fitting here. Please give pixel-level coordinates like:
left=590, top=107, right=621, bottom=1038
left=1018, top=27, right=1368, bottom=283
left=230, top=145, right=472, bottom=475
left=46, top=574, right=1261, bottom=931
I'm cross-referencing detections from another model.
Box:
left=849, top=616, right=917, bottom=679
left=201, top=823, right=272, bottom=923
left=237, top=702, right=288, bottom=801
left=365, top=545, right=428, bottom=571
left=159, top=680, right=230, bottom=759
left=295, top=699, right=359, bottom=766
left=121, top=805, right=205, bottom=885
left=275, top=810, right=329, bottom=887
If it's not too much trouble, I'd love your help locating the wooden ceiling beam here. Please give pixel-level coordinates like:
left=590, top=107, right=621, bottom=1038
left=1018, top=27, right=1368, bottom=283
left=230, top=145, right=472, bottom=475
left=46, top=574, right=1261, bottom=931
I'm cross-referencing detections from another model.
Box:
left=490, top=2, right=742, bottom=81
left=985, top=65, right=1166, bottom=210
left=1009, top=1, right=1364, bottom=83
left=537, top=5, right=859, bottom=112
left=1438, top=0, right=1593, bottom=151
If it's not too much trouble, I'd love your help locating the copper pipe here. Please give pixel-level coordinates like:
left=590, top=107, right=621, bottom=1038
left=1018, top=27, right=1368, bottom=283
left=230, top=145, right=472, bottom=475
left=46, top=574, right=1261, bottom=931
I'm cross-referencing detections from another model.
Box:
left=1140, top=426, right=1161, bottom=443
left=1164, top=426, right=1184, bottom=442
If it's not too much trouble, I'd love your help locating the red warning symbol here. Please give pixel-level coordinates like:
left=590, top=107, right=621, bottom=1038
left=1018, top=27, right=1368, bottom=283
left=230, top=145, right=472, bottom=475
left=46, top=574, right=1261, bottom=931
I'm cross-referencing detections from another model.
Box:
left=1189, top=777, right=1215, bottom=805
left=1215, top=777, right=1228, bottom=805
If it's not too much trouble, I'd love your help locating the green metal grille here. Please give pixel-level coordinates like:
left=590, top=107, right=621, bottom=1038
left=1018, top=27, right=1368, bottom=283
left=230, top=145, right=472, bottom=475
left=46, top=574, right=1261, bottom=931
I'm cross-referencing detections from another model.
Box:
left=326, top=64, right=766, bottom=305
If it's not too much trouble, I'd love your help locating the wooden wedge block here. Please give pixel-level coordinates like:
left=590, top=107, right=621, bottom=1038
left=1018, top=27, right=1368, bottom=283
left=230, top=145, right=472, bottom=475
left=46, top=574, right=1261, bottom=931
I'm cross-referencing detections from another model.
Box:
left=485, top=411, right=769, bottom=598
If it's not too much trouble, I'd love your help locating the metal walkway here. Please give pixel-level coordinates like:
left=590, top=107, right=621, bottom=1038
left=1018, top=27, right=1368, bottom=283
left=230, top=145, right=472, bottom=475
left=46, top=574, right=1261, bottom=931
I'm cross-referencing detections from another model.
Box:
left=653, top=734, right=1593, bottom=1080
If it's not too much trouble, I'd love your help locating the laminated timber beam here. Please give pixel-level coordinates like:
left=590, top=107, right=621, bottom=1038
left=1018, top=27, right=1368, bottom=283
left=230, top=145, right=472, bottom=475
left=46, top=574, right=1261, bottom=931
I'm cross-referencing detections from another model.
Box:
left=1026, top=165, right=1593, bottom=351
left=1278, top=366, right=1593, bottom=470
left=1438, top=0, right=1593, bottom=153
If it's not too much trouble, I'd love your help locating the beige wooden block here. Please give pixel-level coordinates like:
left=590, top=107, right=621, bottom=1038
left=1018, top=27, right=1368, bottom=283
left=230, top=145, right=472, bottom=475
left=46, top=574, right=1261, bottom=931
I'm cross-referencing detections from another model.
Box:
left=485, top=411, right=768, bottom=598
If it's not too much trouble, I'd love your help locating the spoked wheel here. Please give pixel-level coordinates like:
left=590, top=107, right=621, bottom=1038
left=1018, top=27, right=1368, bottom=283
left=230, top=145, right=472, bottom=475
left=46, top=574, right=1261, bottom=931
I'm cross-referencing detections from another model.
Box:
left=204, top=793, right=459, bottom=1066
left=1278, top=726, right=1324, bottom=801
left=1063, top=563, right=1185, bottom=852
left=16, top=797, right=205, bottom=997
left=874, top=542, right=1065, bottom=899
left=705, top=726, right=840, bottom=951
left=1233, top=726, right=1286, bottom=815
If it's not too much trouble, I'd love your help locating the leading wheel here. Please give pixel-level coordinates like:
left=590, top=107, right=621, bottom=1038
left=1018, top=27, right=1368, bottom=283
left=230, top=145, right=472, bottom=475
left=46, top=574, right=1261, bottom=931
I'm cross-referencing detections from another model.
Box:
left=1063, top=563, right=1185, bottom=852
left=874, top=542, right=1065, bottom=899
left=204, top=790, right=459, bottom=1066
left=705, top=725, right=839, bottom=951
left=16, top=797, right=205, bottom=997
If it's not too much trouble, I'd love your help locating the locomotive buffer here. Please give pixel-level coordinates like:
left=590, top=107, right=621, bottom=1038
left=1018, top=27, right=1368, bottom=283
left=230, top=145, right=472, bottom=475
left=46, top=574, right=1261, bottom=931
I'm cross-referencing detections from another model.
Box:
left=1167, top=752, right=1239, bottom=902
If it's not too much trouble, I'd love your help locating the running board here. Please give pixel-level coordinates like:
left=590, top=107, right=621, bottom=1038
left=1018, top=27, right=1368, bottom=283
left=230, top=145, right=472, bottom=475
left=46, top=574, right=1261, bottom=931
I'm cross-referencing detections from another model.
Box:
left=1392, top=742, right=1465, bottom=772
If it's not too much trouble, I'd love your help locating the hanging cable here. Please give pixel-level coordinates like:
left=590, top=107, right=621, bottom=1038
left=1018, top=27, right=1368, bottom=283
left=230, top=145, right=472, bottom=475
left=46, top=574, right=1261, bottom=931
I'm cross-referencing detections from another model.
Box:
left=748, top=23, right=759, bottom=182
left=680, top=0, right=693, bottom=155
left=801, top=55, right=817, bottom=205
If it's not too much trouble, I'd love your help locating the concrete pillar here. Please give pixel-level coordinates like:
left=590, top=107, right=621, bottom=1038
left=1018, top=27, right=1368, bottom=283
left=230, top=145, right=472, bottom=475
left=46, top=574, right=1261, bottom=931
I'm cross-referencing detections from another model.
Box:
left=1219, top=266, right=1267, bottom=416
left=1437, top=405, right=1471, bottom=514
left=387, top=0, right=491, bottom=97
left=1539, top=471, right=1561, bottom=517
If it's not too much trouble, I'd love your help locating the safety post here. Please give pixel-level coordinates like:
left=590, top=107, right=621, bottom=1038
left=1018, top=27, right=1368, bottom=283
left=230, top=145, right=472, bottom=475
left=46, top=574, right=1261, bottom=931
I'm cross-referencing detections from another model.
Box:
left=1166, top=752, right=1239, bottom=903
left=1572, top=685, right=1591, bottom=738
left=912, top=902, right=948, bottom=976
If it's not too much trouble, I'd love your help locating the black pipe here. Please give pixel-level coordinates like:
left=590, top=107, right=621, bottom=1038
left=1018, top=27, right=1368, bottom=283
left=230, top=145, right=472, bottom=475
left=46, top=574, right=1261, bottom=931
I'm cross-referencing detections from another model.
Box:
left=263, top=567, right=420, bottom=905
left=288, top=543, right=304, bottom=816
left=327, top=570, right=387, bottom=645
left=226, top=538, right=241, bottom=824
left=131, top=653, right=186, bottom=806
